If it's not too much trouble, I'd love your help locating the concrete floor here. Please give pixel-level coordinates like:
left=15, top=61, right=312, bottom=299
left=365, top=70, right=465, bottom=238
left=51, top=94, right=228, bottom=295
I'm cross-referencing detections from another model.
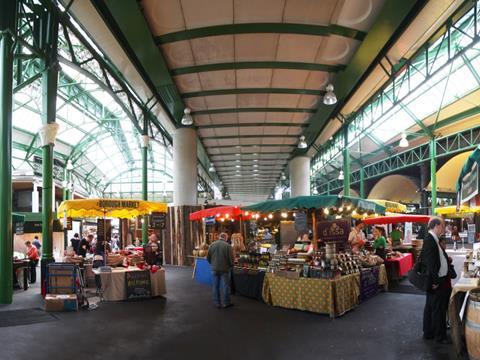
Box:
left=0, top=264, right=459, bottom=360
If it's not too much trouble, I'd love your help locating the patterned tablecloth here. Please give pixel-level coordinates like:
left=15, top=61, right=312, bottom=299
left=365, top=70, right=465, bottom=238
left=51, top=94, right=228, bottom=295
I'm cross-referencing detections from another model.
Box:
left=262, top=273, right=360, bottom=318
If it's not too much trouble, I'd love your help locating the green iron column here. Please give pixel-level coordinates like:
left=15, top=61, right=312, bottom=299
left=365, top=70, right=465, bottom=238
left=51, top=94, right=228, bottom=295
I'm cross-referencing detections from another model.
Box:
left=0, top=0, right=16, bottom=304
left=429, top=138, right=437, bottom=215
left=141, top=119, right=149, bottom=245
left=40, top=8, right=59, bottom=282
left=359, top=168, right=365, bottom=198
left=62, top=160, right=73, bottom=250
left=343, top=126, right=350, bottom=196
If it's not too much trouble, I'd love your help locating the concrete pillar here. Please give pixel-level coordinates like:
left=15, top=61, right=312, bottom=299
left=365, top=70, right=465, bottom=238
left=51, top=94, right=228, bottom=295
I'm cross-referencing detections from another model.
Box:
left=289, top=156, right=311, bottom=197
left=173, top=127, right=197, bottom=206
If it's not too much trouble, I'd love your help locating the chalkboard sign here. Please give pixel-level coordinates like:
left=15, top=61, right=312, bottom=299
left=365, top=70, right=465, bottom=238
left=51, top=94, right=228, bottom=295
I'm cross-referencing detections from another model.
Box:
left=15, top=223, right=24, bottom=235
left=150, top=213, right=166, bottom=229
left=125, top=270, right=151, bottom=300
left=360, top=266, right=379, bottom=302
left=317, top=219, right=350, bottom=250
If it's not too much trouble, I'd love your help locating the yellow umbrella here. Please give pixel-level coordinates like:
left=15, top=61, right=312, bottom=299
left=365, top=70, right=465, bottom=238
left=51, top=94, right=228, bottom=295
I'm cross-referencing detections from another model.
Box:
left=369, top=199, right=407, bottom=213
left=434, top=205, right=472, bottom=215
left=57, top=198, right=168, bottom=219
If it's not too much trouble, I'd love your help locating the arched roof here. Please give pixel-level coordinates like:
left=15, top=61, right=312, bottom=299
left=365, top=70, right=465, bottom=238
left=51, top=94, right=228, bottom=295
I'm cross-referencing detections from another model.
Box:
left=368, top=175, right=420, bottom=203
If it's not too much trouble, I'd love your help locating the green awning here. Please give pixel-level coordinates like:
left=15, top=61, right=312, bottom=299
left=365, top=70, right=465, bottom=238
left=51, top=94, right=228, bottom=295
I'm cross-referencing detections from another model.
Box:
left=242, top=195, right=385, bottom=214
left=12, top=213, right=25, bottom=224
left=456, top=145, right=480, bottom=191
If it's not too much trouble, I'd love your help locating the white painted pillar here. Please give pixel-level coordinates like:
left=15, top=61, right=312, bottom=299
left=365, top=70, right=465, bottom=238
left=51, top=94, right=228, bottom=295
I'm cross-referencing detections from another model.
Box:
left=173, top=127, right=197, bottom=206
left=32, top=182, right=39, bottom=212
left=289, top=156, right=311, bottom=197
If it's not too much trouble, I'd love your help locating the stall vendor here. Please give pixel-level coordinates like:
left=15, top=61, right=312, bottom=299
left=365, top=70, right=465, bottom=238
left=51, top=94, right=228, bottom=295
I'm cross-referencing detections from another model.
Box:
left=373, top=227, right=387, bottom=260
left=348, top=221, right=366, bottom=253
left=390, top=225, right=403, bottom=246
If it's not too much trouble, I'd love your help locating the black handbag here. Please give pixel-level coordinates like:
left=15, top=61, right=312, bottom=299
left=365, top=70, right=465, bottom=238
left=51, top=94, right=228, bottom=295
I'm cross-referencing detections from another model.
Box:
left=408, top=257, right=428, bottom=292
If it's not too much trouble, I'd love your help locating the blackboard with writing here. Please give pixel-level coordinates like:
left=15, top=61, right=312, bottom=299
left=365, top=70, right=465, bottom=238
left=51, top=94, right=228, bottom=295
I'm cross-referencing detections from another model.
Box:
left=125, top=270, right=152, bottom=300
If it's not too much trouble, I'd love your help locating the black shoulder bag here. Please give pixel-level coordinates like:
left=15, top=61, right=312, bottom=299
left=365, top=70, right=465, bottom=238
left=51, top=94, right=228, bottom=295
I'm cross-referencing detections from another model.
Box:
left=408, top=253, right=428, bottom=292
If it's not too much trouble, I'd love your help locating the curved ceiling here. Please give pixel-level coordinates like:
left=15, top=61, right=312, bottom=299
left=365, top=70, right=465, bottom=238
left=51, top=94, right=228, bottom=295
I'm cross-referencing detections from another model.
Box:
left=368, top=175, right=420, bottom=203
left=426, top=151, right=473, bottom=193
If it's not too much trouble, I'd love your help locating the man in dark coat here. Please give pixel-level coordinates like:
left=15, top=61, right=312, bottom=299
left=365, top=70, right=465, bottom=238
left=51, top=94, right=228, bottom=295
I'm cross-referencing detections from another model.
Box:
left=422, top=216, right=450, bottom=344
left=207, top=233, right=234, bottom=308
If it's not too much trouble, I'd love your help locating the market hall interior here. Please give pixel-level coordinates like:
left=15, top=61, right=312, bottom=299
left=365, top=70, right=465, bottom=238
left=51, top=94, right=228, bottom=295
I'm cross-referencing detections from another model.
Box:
left=1, top=0, right=480, bottom=359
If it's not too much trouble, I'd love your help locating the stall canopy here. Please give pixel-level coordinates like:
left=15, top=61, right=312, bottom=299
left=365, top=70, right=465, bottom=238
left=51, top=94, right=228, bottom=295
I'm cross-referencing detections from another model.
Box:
left=369, top=200, right=407, bottom=213
left=435, top=205, right=480, bottom=215
left=242, top=195, right=385, bottom=214
left=189, top=206, right=247, bottom=221
left=363, top=214, right=430, bottom=225
left=57, top=199, right=168, bottom=219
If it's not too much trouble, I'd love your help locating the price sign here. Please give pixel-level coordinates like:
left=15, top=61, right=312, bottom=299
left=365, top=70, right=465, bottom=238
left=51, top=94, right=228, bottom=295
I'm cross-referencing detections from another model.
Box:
left=125, top=270, right=151, bottom=300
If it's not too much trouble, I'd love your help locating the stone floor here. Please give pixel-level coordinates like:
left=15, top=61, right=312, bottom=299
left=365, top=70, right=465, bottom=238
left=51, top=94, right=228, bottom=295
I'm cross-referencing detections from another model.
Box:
left=0, top=261, right=461, bottom=360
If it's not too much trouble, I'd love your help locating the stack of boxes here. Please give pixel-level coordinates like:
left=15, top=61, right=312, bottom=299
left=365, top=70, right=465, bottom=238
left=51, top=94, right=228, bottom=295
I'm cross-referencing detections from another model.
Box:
left=44, top=264, right=79, bottom=312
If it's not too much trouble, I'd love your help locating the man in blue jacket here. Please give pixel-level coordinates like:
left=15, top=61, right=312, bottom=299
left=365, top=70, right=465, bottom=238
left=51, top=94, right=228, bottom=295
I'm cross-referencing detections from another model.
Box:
left=207, top=233, right=234, bottom=308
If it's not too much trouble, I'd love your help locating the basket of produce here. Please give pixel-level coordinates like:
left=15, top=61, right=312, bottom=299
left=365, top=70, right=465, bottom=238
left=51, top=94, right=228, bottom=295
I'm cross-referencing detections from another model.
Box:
left=107, top=253, right=124, bottom=267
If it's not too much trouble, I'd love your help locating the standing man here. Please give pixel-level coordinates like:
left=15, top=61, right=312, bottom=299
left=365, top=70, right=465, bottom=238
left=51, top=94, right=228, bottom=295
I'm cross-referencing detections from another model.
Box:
left=422, top=216, right=450, bottom=344
left=348, top=221, right=366, bottom=253
left=25, top=241, right=40, bottom=283
left=32, top=235, right=42, bottom=257
left=207, top=233, right=234, bottom=309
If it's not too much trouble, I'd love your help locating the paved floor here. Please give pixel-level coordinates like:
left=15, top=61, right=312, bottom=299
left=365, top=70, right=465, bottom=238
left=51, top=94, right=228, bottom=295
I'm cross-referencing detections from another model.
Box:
left=0, top=264, right=459, bottom=360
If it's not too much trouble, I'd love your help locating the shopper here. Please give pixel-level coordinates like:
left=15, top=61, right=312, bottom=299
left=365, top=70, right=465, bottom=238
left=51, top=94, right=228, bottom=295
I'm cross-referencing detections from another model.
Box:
left=373, top=226, right=387, bottom=260
left=390, top=225, right=402, bottom=246
left=32, top=235, right=41, bottom=251
left=144, top=233, right=162, bottom=266
left=451, top=226, right=459, bottom=251
left=422, top=216, right=450, bottom=344
left=25, top=241, right=39, bottom=283
left=70, top=233, right=81, bottom=255
left=348, top=221, right=366, bottom=253
left=207, top=233, right=234, bottom=308
left=77, top=235, right=90, bottom=257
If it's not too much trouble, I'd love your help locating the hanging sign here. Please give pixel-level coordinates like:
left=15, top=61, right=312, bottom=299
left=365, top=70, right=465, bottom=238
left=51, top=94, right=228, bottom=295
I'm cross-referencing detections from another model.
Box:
left=317, top=219, right=350, bottom=249
left=125, top=270, right=151, bottom=300
left=358, top=200, right=376, bottom=212
left=294, top=212, right=308, bottom=233
left=460, top=162, right=479, bottom=204
left=14, top=222, right=24, bottom=235
left=97, top=200, right=139, bottom=209
left=204, top=216, right=216, bottom=225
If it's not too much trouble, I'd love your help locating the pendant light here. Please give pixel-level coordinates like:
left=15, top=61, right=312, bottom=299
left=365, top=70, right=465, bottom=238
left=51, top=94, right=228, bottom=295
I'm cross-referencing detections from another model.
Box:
left=208, top=164, right=215, bottom=172
left=323, top=84, right=337, bottom=105
left=181, top=107, right=193, bottom=126
left=399, top=133, right=409, bottom=148
left=298, top=135, right=307, bottom=149
left=338, top=170, right=344, bottom=180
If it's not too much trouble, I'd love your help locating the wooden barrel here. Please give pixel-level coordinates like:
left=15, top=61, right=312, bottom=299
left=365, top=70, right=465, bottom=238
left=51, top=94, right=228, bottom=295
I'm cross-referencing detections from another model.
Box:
left=466, top=288, right=480, bottom=360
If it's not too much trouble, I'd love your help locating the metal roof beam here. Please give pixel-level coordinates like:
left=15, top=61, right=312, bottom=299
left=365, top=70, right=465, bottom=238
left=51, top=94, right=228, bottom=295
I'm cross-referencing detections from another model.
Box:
left=202, top=134, right=298, bottom=140
left=155, top=23, right=366, bottom=44
left=171, top=61, right=345, bottom=76
left=183, top=88, right=324, bottom=98
left=197, top=122, right=307, bottom=129
left=192, top=108, right=314, bottom=115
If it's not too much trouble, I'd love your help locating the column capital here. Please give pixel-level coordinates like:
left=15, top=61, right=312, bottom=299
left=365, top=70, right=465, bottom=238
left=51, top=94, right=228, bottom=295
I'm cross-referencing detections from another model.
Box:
left=141, top=135, right=150, bottom=148
left=39, top=122, right=59, bottom=146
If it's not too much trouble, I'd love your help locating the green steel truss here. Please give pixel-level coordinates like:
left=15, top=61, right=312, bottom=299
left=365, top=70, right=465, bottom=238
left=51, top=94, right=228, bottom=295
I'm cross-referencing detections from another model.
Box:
left=312, top=0, right=480, bottom=192
left=314, top=125, right=480, bottom=194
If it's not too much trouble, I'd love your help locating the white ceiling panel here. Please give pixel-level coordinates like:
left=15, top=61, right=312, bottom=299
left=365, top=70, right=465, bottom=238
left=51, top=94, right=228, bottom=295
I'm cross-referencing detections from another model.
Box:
left=190, top=35, right=234, bottom=65
left=236, top=69, right=273, bottom=88
left=267, top=94, right=301, bottom=107
left=271, top=69, right=311, bottom=88
left=287, top=127, right=303, bottom=135
left=205, top=94, right=237, bottom=109
left=217, top=138, right=240, bottom=146
left=203, top=139, right=220, bottom=147
left=198, top=128, right=216, bottom=137
left=276, top=34, right=324, bottom=62
left=198, top=70, right=236, bottom=89
left=283, top=0, right=338, bottom=25
left=316, top=36, right=359, bottom=65
left=215, top=127, right=238, bottom=136
left=141, top=0, right=185, bottom=35
left=181, top=0, right=233, bottom=29
left=336, top=0, right=386, bottom=32
left=238, top=112, right=266, bottom=122
left=235, top=34, right=279, bottom=62
left=239, top=127, right=265, bottom=136
left=234, top=0, right=285, bottom=23
left=291, top=113, right=310, bottom=122
left=297, top=95, right=320, bottom=108
left=185, top=97, right=207, bottom=111
left=210, top=113, right=238, bottom=124
left=162, top=41, right=195, bottom=68
left=174, top=74, right=203, bottom=92
left=265, top=112, right=293, bottom=122
left=304, top=71, right=330, bottom=89
left=193, top=115, right=212, bottom=126
left=237, top=94, right=269, bottom=107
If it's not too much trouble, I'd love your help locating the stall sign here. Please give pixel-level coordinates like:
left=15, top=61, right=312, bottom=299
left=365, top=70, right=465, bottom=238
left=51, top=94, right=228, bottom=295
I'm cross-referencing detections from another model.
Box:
left=460, top=162, right=479, bottom=204
left=294, top=212, right=308, bottom=233
left=125, top=270, right=151, bottom=300
left=468, top=223, right=476, bottom=244
left=358, top=200, right=376, bottom=212
left=97, top=200, right=139, bottom=209
left=150, top=212, right=166, bottom=229
left=97, top=218, right=112, bottom=242
left=15, top=222, right=24, bottom=235
left=317, top=219, right=350, bottom=249
left=204, top=216, right=216, bottom=225
left=63, top=217, right=73, bottom=231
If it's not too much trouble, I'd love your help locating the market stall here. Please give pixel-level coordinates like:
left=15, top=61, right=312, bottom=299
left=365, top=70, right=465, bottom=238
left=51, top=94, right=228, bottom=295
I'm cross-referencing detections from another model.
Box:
left=242, top=195, right=388, bottom=317
left=445, top=146, right=480, bottom=358
left=57, top=199, right=168, bottom=301
left=189, top=206, right=250, bottom=288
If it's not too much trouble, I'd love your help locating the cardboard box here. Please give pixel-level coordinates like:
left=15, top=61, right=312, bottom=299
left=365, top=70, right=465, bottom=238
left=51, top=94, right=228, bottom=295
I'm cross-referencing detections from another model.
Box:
left=48, top=275, right=75, bottom=294
left=45, top=294, right=78, bottom=312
